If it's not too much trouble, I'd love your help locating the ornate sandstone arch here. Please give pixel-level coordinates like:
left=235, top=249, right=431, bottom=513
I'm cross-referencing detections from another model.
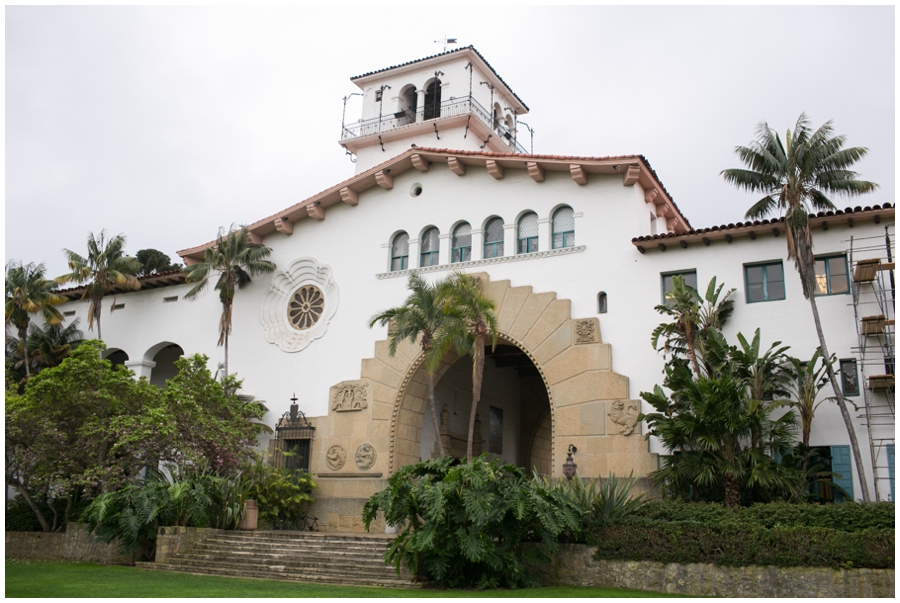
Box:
left=323, top=273, right=657, bottom=480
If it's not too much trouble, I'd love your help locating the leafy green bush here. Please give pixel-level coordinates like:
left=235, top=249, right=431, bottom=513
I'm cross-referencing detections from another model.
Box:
left=82, top=466, right=252, bottom=560
left=362, top=456, right=582, bottom=589
left=634, top=499, right=895, bottom=531
left=243, top=452, right=316, bottom=528
left=593, top=517, right=893, bottom=569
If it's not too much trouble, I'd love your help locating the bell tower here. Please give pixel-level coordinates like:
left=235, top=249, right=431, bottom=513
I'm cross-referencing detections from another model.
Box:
left=339, top=46, right=530, bottom=174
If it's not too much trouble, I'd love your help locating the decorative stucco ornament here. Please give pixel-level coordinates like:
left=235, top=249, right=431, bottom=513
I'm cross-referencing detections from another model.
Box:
left=355, top=443, right=377, bottom=470
left=260, top=258, right=339, bottom=352
left=326, top=445, right=347, bottom=470
left=331, top=381, right=369, bottom=412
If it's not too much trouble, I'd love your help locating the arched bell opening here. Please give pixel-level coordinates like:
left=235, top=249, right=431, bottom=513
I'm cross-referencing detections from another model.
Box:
left=423, top=78, right=442, bottom=120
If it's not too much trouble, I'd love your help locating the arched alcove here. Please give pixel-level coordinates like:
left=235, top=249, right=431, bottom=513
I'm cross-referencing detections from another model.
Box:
left=144, top=341, right=184, bottom=388
left=103, top=348, right=128, bottom=369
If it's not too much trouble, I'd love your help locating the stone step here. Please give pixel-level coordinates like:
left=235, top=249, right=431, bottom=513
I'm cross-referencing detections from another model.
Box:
left=136, top=562, right=420, bottom=589
left=191, top=542, right=387, bottom=556
left=165, top=555, right=401, bottom=577
left=174, top=552, right=394, bottom=572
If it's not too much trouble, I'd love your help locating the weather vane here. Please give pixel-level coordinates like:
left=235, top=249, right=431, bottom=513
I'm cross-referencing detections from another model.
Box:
left=434, top=36, right=458, bottom=53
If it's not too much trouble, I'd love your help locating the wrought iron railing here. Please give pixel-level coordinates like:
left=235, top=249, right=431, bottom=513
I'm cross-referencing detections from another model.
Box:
left=340, top=95, right=527, bottom=154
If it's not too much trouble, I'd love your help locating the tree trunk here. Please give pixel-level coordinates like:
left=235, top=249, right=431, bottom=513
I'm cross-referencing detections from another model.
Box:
left=467, top=333, right=485, bottom=460
left=18, top=323, right=30, bottom=378
left=723, top=473, right=741, bottom=508
left=224, top=332, right=229, bottom=377
left=11, top=479, right=51, bottom=532
left=806, top=292, right=871, bottom=502
left=427, top=371, right=445, bottom=457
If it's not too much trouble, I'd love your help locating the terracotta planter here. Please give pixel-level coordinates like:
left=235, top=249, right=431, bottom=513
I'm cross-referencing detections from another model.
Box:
left=238, top=499, right=258, bottom=531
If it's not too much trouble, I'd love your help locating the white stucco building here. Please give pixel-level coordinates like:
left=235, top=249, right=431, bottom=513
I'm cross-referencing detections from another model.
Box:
left=57, top=47, right=895, bottom=528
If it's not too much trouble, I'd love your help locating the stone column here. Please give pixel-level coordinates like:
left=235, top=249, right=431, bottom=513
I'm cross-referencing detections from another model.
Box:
left=470, top=229, right=484, bottom=261
left=408, top=238, right=420, bottom=269
left=416, top=89, right=426, bottom=123
left=538, top=217, right=551, bottom=252
left=503, top=222, right=516, bottom=257
left=124, top=360, right=155, bottom=380
left=438, top=233, right=451, bottom=266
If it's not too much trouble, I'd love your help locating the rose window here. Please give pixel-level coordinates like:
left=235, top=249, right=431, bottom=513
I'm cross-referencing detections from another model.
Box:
left=288, top=285, right=325, bottom=330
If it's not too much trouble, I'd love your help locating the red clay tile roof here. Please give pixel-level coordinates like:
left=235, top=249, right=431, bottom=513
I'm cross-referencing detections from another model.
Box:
left=631, top=203, right=895, bottom=249
left=351, top=45, right=529, bottom=112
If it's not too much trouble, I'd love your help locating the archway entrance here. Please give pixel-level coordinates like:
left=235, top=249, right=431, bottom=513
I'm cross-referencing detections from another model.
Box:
left=419, top=342, right=552, bottom=475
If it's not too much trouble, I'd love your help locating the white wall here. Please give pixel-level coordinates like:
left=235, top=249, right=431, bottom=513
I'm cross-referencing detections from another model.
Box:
left=58, top=157, right=893, bottom=500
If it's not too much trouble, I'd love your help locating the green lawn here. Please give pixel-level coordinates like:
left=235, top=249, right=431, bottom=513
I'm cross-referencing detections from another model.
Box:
left=6, top=559, right=675, bottom=598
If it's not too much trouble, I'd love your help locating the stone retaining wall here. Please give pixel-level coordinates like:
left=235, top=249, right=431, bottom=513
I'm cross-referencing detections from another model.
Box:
left=6, top=523, right=130, bottom=565
left=540, top=543, right=895, bottom=597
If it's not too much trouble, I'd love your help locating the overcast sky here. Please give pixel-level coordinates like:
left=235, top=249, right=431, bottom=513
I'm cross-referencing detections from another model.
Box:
left=6, top=5, right=895, bottom=277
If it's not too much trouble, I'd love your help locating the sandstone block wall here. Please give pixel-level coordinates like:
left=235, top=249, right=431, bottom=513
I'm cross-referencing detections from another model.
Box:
left=6, top=523, right=130, bottom=565
left=539, top=543, right=895, bottom=598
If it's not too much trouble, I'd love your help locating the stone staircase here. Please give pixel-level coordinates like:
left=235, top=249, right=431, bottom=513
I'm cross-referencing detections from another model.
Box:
left=136, top=531, right=420, bottom=589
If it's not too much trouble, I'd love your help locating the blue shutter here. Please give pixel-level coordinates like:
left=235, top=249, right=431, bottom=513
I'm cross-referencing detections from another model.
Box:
left=830, top=445, right=854, bottom=503
left=888, top=445, right=895, bottom=502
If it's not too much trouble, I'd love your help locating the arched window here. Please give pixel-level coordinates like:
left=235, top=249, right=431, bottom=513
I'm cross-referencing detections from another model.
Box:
left=597, top=292, right=608, bottom=314
left=452, top=223, right=472, bottom=263
left=483, top=218, right=504, bottom=259
left=552, top=206, right=575, bottom=249
left=420, top=227, right=440, bottom=267
left=399, top=84, right=417, bottom=122
left=517, top=212, right=538, bottom=254
left=391, top=233, right=409, bottom=271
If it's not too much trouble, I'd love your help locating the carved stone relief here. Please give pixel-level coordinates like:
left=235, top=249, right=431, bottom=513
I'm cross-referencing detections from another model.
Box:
left=326, top=445, right=346, bottom=470
left=608, top=399, right=640, bottom=436
left=355, top=443, right=377, bottom=470
left=329, top=379, right=372, bottom=412
left=574, top=318, right=600, bottom=345
left=260, top=258, right=339, bottom=353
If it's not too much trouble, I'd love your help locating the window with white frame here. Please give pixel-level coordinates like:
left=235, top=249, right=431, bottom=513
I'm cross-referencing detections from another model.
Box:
left=517, top=212, right=538, bottom=254
left=391, top=232, right=409, bottom=271
left=552, top=206, right=574, bottom=249
left=483, top=218, right=504, bottom=259
left=420, top=227, right=440, bottom=267
left=452, top=223, right=472, bottom=263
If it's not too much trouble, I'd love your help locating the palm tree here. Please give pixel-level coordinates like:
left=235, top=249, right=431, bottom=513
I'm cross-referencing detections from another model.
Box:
left=721, top=114, right=878, bottom=501
left=57, top=231, right=141, bottom=342
left=27, top=318, right=84, bottom=371
left=435, top=272, right=498, bottom=460
left=369, top=274, right=453, bottom=457
left=183, top=225, right=275, bottom=376
left=5, top=261, right=67, bottom=378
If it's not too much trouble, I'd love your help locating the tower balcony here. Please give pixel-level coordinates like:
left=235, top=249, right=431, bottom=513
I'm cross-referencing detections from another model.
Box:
left=340, top=95, right=527, bottom=155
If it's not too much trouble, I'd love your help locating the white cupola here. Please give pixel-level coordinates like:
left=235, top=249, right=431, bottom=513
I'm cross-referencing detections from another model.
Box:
left=339, top=46, right=530, bottom=174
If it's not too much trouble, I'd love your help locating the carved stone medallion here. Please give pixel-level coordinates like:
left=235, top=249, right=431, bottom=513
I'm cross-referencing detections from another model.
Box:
left=608, top=399, right=640, bottom=436
left=355, top=443, right=377, bottom=470
left=326, top=445, right=346, bottom=471
left=574, top=318, right=600, bottom=345
left=330, top=379, right=371, bottom=412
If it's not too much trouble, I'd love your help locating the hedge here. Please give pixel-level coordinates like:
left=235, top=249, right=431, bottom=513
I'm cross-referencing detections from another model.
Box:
left=593, top=518, right=894, bottom=569
left=633, top=500, right=895, bottom=531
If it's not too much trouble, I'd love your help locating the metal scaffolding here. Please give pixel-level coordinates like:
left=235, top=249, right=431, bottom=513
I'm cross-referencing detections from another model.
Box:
left=848, top=225, right=895, bottom=502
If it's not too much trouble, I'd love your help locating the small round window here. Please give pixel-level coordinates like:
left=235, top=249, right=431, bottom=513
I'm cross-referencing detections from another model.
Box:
left=288, top=285, right=325, bottom=330
left=410, top=183, right=423, bottom=197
